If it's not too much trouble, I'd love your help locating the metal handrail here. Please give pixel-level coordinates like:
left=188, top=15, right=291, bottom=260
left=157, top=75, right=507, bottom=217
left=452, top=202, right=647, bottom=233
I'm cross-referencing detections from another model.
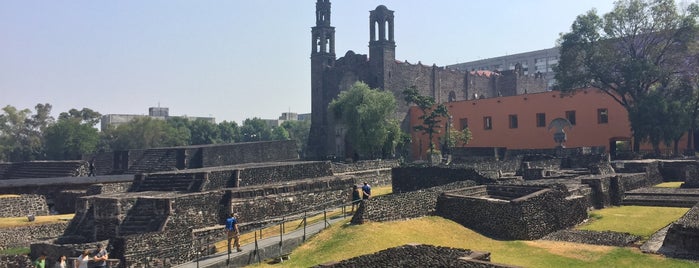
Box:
left=195, top=198, right=359, bottom=265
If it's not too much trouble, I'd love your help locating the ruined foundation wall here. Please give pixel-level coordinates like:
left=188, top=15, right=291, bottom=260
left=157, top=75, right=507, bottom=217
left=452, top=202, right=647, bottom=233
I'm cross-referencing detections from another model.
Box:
left=351, top=180, right=479, bottom=224
left=662, top=204, right=699, bottom=259
left=0, top=222, right=69, bottom=250
left=239, top=162, right=333, bottom=186
left=0, top=194, right=49, bottom=217
left=200, top=140, right=299, bottom=167
left=436, top=187, right=587, bottom=240
left=392, top=166, right=493, bottom=193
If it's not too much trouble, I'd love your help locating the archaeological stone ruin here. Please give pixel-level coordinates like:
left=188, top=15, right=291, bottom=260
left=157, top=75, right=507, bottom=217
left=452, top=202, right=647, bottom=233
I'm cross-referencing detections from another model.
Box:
left=2, top=141, right=699, bottom=267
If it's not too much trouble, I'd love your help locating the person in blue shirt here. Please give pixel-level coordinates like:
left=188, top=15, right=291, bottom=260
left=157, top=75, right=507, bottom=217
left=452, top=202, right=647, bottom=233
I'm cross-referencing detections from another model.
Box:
left=226, top=213, right=242, bottom=253
left=362, top=182, right=371, bottom=199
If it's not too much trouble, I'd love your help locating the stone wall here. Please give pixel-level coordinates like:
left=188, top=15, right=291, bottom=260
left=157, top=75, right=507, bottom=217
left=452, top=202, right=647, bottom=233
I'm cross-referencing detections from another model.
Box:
left=239, top=161, right=333, bottom=187
left=0, top=254, right=32, bottom=268
left=0, top=194, right=49, bottom=217
left=201, top=140, right=299, bottom=167
left=331, top=159, right=400, bottom=174
left=315, top=244, right=517, bottom=268
left=436, top=185, right=588, bottom=240
left=86, top=182, right=133, bottom=195
left=580, top=161, right=662, bottom=208
left=231, top=176, right=355, bottom=230
left=661, top=203, right=699, bottom=259
left=0, top=161, right=88, bottom=180
left=53, top=190, right=86, bottom=214
left=392, top=166, right=494, bottom=193
left=0, top=222, right=69, bottom=250
left=351, top=180, right=478, bottom=224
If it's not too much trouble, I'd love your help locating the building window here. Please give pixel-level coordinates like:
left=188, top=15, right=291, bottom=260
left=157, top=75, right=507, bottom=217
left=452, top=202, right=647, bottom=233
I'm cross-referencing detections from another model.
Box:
left=566, top=110, right=577, bottom=125
left=459, top=118, right=469, bottom=130
left=598, top=108, right=608, bottom=124
left=536, top=113, right=546, bottom=127
left=484, top=116, right=492, bottom=130
left=509, top=114, right=518, bottom=129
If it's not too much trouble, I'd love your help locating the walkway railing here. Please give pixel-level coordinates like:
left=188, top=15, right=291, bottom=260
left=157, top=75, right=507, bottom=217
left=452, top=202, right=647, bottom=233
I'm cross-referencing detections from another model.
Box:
left=193, top=198, right=358, bottom=267
left=187, top=198, right=358, bottom=267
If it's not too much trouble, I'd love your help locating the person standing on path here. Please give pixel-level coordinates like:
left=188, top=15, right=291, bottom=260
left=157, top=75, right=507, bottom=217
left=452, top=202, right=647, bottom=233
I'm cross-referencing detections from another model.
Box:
left=362, top=182, right=371, bottom=199
left=351, top=185, right=361, bottom=212
left=226, top=213, right=242, bottom=253
left=75, top=250, right=90, bottom=268
left=92, top=243, right=108, bottom=268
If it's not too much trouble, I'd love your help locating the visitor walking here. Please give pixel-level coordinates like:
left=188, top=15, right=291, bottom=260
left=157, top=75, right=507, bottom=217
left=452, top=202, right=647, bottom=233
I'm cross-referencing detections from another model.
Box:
left=75, top=250, right=90, bottom=268
left=55, top=255, right=67, bottom=268
left=88, top=159, right=96, bottom=177
left=362, top=182, right=371, bottom=199
left=33, top=252, right=46, bottom=268
left=226, top=213, right=242, bottom=253
left=92, top=243, right=108, bottom=267
left=351, top=185, right=361, bottom=212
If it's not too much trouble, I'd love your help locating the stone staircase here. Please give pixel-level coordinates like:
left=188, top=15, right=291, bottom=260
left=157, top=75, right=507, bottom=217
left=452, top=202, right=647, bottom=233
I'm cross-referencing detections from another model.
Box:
left=621, top=187, right=699, bottom=208
left=130, top=173, right=204, bottom=192
left=125, top=149, right=178, bottom=174
left=118, top=199, right=169, bottom=236
left=1, top=161, right=86, bottom=180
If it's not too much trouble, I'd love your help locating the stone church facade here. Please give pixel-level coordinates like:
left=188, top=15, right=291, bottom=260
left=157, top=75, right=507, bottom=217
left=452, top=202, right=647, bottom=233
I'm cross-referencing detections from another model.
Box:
left=307, top=0, right=547, bottom=160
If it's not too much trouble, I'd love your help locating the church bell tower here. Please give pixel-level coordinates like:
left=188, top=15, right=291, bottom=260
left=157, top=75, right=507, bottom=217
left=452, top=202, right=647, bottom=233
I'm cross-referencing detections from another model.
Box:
left=308, top=0, right=336, bottom=159
left=368, top=5, right=396, bottom=89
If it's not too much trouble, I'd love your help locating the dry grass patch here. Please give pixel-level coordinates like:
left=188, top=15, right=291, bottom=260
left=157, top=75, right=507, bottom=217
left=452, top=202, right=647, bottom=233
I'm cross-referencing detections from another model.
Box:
left=0, top=214, right=74, bottom=228
left=523, top=240, right=614, bottom=261
left=654, top=182, right=683, bottom=188
left=0, top=194, right=21, bottom=198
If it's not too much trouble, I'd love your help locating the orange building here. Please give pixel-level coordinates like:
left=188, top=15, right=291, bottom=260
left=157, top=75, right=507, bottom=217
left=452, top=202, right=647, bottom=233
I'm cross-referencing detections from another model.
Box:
left=409, top=88, right=689, bottom=160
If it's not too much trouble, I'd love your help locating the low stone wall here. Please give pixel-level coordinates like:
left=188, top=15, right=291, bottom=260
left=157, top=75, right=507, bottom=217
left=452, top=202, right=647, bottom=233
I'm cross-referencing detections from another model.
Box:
left=331, top=160, right=400, bottom=174
left=230, top=176, right=354, bottom=230
left=86, top=182, right=133, bottom=195
left=53, top=190, right=86, bottom=214
left=542, top=229, right=640, bottom=247
left=315, top=244, right=516, bottom=268
left=0, top=254, right=32, bottom=268
left=392, top=166, right=494, bottom=193
left=661, top=204, right=699, bottom=259
left=581, top=162, right=663, bottom=208
left=239, top=161, right=333, bottom=187
left=0, top=194, right=49, bottom=217
left=681, top=163, right=699, bottom=188
left=0, top=222, right=69, bottom=250
left=351, top=180, right=479, bottom=224
left=201, top=140, right=299, bottom=167
left=436, top=185, right=588, bottom=240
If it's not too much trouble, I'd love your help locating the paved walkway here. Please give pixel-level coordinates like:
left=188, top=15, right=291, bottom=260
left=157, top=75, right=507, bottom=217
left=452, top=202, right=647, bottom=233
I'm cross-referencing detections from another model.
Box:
left=174, top=214, right=350, bottom=268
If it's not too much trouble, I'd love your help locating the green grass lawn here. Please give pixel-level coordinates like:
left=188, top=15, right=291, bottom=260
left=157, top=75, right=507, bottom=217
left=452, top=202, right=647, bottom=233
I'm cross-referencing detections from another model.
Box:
left=578, top=206, right=689, bottom=240
left=249, top=204, right=695, bottom=268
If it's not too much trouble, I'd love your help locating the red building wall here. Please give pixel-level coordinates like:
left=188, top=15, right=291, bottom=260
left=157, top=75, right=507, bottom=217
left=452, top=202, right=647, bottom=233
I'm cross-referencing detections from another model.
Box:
left=409, top=88, right=688, bottom=160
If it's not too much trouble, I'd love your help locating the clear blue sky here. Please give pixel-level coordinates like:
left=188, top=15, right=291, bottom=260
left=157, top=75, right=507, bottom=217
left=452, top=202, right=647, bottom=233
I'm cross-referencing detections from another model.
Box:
left=0, top=0, right=614, bottom=124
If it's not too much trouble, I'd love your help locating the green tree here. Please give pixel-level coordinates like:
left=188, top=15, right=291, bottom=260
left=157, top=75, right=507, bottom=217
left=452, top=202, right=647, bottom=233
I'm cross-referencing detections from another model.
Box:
left=240, top=118, right=272, bottom=142
left=103, top=117, right=189, bottom=150
left=555, top=0, right=699, bottom=151
left=44, top=116, right=99, bottom=160
left=218, top=121, right=240, bottom=144
left=59, top=108, right=101, bottom=126
left=329, top=81, right=399, bottom=159
left=403, top=86, right=449, bottom=156
left=271, top=126, right=290, bottom=141
left=281, top=120, right=311, bottom=158
left=0, top=104, right=52, bottom=161
left=188, top=119, right=220, bottom=145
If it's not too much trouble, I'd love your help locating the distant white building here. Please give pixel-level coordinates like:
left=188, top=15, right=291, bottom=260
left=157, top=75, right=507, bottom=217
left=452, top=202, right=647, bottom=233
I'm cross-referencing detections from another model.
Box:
left=101, top=107, right=216, bottom=131
left=262, top=112, right=311, bottom=128
left=449, top=47, right=560, bottom=89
